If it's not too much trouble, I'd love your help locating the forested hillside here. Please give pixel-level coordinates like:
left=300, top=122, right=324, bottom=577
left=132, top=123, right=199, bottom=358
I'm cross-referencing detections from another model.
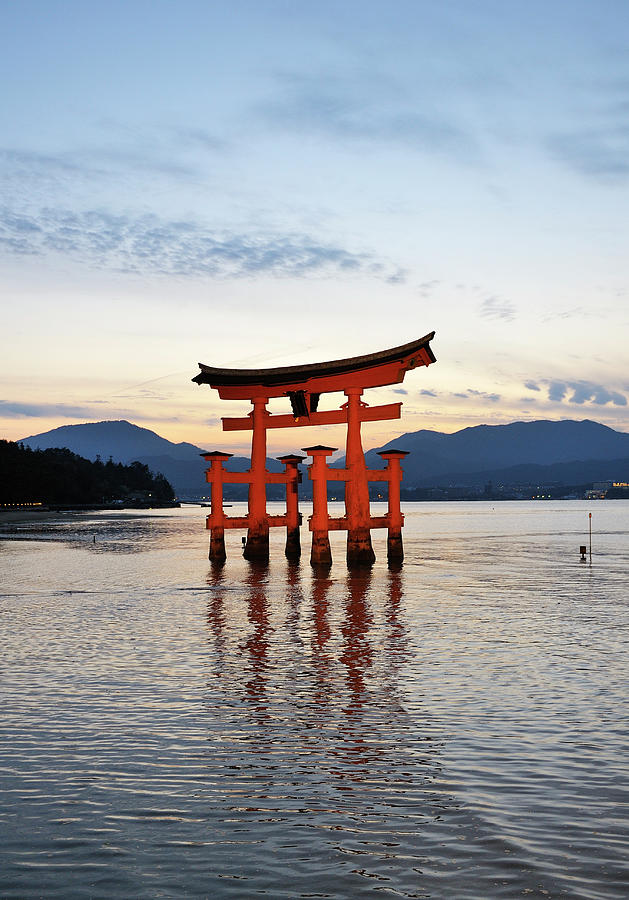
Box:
left=0, top=441, right=175, bottom=505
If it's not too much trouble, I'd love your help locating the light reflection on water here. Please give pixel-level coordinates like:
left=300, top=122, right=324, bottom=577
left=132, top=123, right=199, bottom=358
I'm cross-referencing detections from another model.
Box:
left=1, top=502, right=628, bottom=899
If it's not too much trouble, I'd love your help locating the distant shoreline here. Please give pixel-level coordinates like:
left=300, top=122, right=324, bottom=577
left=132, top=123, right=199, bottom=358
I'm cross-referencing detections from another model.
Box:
left=2, top=496, right=624, bottom=531
left=0, top=503, right=180, bottom=526
left=0, top=509, right=60, bottom=526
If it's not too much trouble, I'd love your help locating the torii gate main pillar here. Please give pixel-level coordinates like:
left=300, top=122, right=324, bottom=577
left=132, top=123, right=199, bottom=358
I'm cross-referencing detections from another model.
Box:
left=243, top=397, right=270, bottom=561
left=344, top=388, right=376, bottom=566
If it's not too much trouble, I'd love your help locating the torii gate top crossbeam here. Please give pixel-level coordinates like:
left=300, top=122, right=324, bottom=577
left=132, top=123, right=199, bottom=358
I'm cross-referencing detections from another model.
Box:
left=192, top=333, right=436, bottom=400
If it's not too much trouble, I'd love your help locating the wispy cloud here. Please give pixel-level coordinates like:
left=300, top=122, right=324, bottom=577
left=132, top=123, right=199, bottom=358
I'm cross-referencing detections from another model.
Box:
left=0, top=400, right=177, bottom=422
left=169, top=127, right=228, bottom=153
left=258, top=71, right=481, bottom=163
left=0, top=206, right=395, bottom=279
left=468, top=389, right=501, bottom=403
left=451, top=389, right=500, bottom=403
left=0, top=143, right=197, bottom=189
left=540, top=305, right=601, bottom=324
left=385, top=267, right=408, bottom=284
left=548, top=127, right=629, bottom=181
left=419, top=389, right=437, bottom=397
left=547, top=81, right=629, bottom=181
left=479, top=296, right=516, bottom=322
left=524, top=380, right=541, bottom=391
left=0, top=401, right=102, bottom=419
left=418, top=280, right=440, bottom=297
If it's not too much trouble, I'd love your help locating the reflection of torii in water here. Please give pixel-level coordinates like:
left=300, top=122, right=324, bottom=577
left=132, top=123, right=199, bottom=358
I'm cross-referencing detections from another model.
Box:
left=193, top=333, right=436, bottom=566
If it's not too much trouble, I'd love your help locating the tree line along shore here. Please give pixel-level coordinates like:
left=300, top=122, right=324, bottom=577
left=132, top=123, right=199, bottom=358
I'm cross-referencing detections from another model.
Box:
left=0, top=440, right=177, bottom=509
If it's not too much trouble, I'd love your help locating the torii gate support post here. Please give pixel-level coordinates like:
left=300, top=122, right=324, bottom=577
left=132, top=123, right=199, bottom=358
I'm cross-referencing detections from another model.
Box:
left=305, top=445, right=335, bottom=566
left=277, top=454, right=304, bottom=559
left=244, top=397, right=270, bottom=562
left=344, top=388, right=376, bottom=566
left=202, top=451, right=233, bottom=562
left=377, top=450, right=409, bottom=563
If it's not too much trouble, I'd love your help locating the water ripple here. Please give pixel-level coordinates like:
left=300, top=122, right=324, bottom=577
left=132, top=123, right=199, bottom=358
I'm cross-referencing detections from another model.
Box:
left=1, top=503, right=628, bottom=898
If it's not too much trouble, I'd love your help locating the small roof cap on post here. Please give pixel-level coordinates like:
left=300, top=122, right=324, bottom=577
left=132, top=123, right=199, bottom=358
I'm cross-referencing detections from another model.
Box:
left=200, top=450, right=234, bottom=459
left=377, top=448, right=409, bottom=458
left=276, top=453, right=306, bottom=462
left=302, top=445, right=337, bottom=455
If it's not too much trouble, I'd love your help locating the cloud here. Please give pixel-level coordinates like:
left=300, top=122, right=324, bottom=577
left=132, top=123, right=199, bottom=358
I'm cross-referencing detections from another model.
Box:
left=541, top=305, right=602, bottom=324
left=524, top=380, right=541, bottom=391
left=0, top=206, right=396, bottom=280
left=0, top=144, right=197, bottom=191
left=544, top=380, right=626, bottom=406
left=467, top=389, right=501, bottom=403
left=0, top=400, right=176, bottom=421
left=568, top=382, right=627, bottom=406
left=418, top=280, right=440, bottom=297
left=0, top=148, right=86, bottom=184
left=385, top=267, right=408, bottom=284
left=258, top=71, right=480, bottom=163
left=170, top=127, right=227, bottom=153
left=450, top=389, right=500, bottom=403
left=548, top=127, right=629, bottom=181
left=547, top=82, right=629, bottom=181
left=479, top=296, right=516, bottom=322
left=548, top=381, right=568, bottom=402
left=419, top=389, right=436, bottom=397
left=392, top=388, right=408, bottom=395
left=0, top=401, right=102, bottom=419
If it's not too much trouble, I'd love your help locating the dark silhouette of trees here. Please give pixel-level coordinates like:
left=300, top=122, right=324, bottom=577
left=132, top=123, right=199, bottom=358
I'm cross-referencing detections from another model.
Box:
left=0, top=441, right=175, bottom=504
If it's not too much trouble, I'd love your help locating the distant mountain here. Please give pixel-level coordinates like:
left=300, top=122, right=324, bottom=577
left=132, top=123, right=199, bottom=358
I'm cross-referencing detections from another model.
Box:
left=19, top=417, right=629, bottom=498
left=365, top=419, right=629, bottom=487
left=20, top=420, right=200, bottom=463
left=19, top=420, right=284, bottom=498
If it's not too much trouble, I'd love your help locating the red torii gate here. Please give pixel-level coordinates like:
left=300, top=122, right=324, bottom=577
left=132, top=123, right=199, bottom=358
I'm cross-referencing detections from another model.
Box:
left=192, top=333, right=436, bottom=566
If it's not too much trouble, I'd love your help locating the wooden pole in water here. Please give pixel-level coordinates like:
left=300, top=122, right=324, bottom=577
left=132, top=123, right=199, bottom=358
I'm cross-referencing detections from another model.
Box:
left=589, top=512, right=592, bottom=566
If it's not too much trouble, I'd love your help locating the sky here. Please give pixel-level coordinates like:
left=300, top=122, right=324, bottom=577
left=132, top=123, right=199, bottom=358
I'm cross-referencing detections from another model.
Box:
left=2, top=0, right=628, bottom=455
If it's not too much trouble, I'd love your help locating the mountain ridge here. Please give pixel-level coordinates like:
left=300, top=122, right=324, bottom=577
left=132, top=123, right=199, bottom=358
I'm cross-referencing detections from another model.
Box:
left=365, top=418, right=629, bottom=485
left=19, top=420, right=201, bottom=463
left=17, top=417, right=629, bottom=496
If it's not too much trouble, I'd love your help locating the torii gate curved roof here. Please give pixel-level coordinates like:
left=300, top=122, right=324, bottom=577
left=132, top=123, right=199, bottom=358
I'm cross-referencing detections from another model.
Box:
left=193, top=332, right=436, bottom=400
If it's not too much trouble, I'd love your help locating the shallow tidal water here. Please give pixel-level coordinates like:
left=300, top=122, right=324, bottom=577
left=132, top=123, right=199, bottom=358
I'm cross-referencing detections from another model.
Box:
left=1, top=501, right=628, bottom=899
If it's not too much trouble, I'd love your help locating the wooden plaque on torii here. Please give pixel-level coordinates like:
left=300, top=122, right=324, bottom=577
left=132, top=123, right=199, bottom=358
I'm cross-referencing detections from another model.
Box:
left=192, top=333, right=436, bottom=566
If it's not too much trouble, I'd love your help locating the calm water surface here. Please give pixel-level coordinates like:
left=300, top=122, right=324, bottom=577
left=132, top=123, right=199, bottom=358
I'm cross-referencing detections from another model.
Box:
left=1, top=502, right=628, bottom=899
